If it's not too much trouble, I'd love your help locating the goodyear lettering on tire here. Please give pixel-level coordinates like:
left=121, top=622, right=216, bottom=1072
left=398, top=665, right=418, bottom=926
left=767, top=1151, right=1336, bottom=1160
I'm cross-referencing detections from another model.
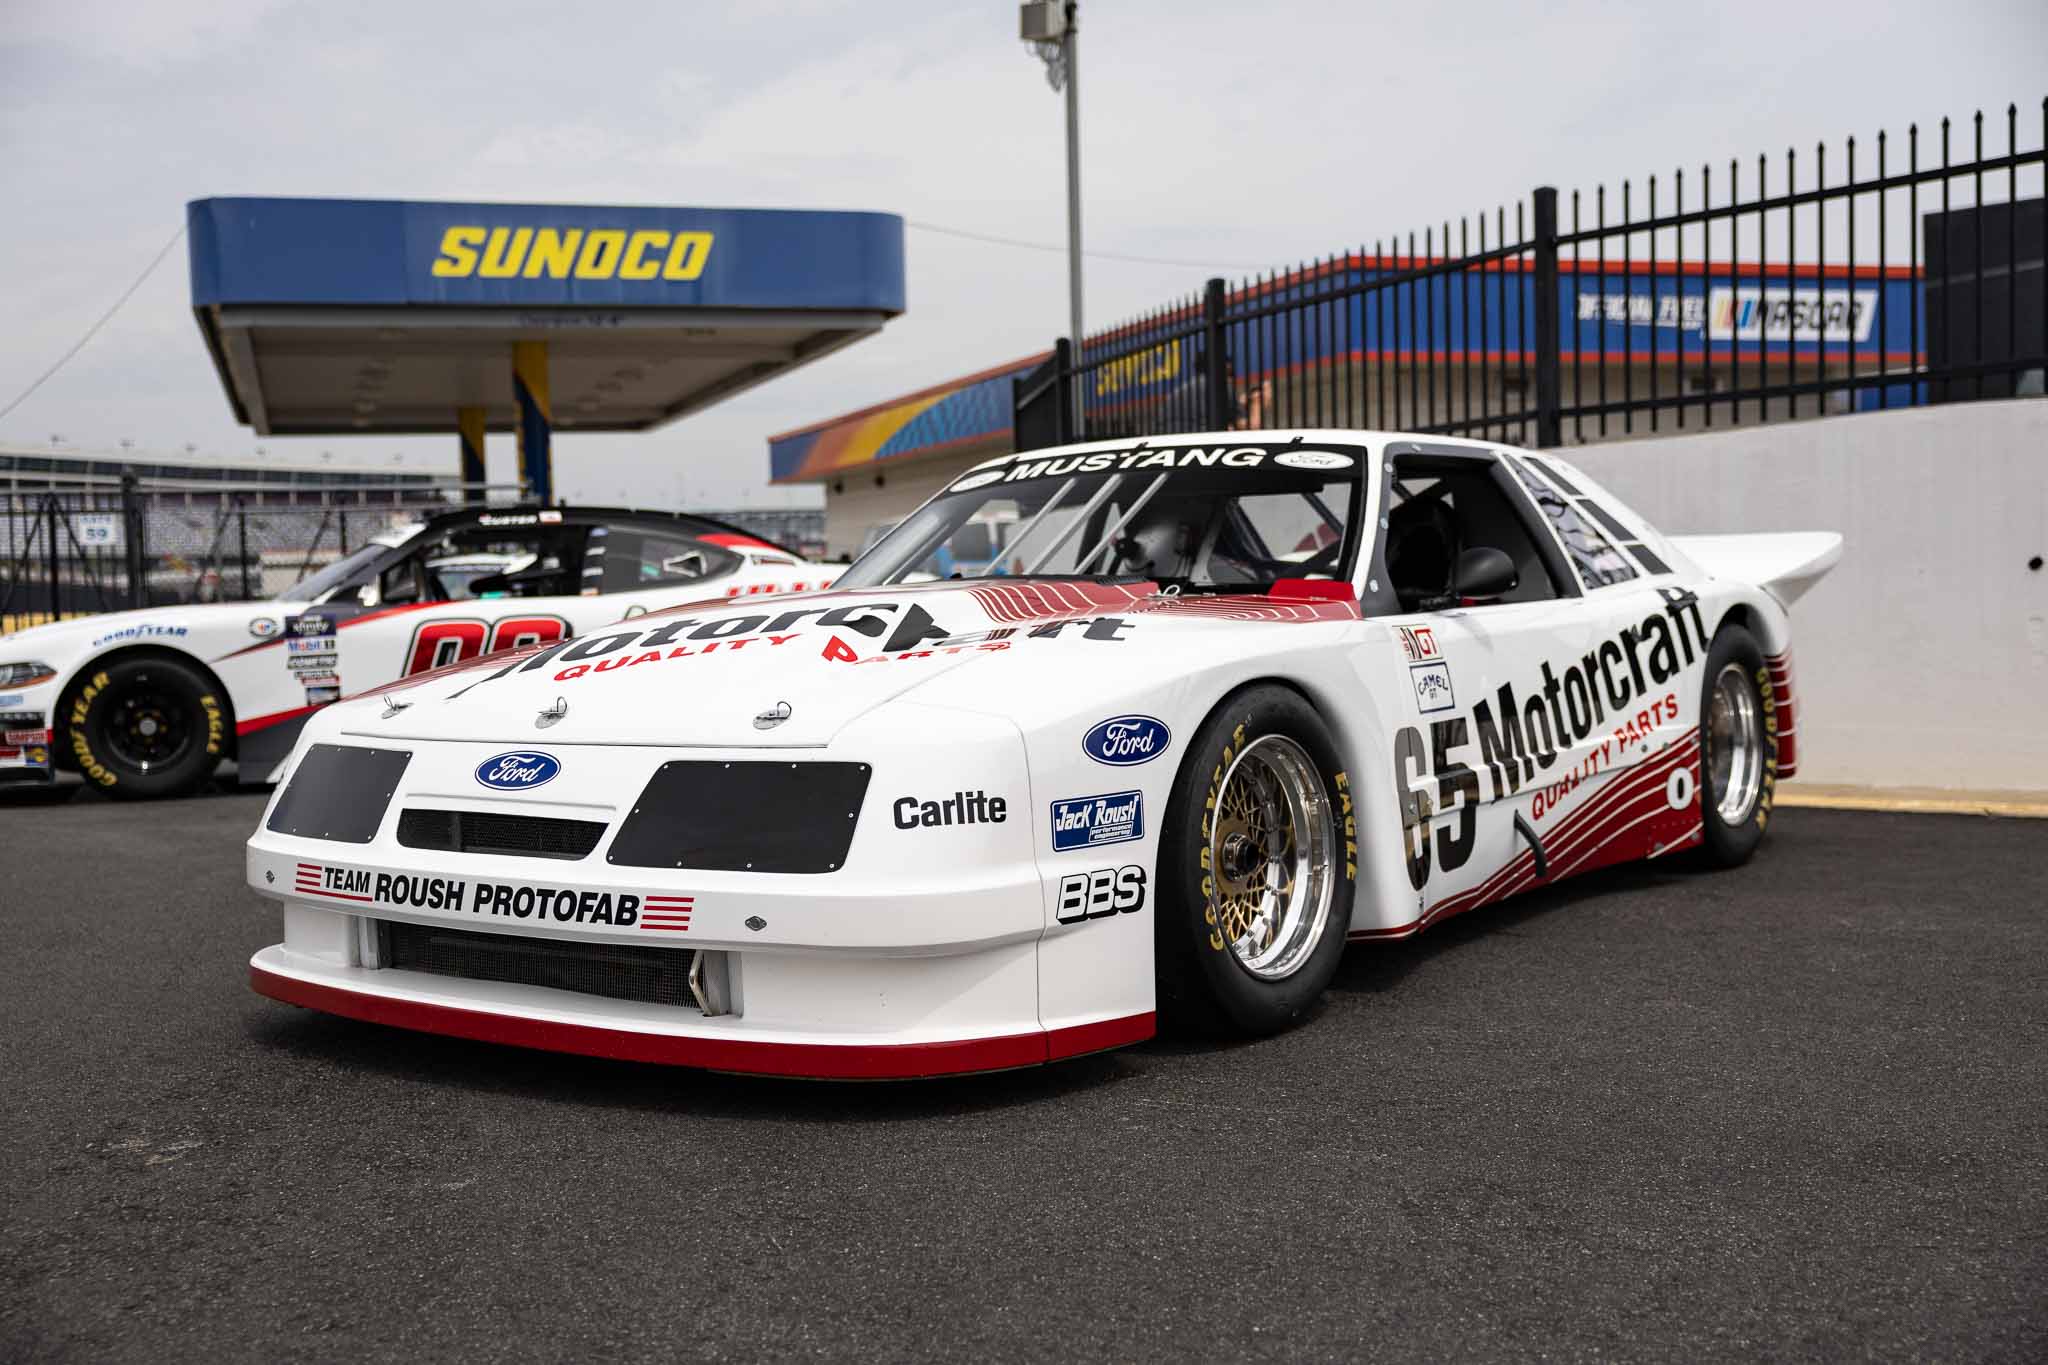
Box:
left=68, top=670, right=116, bottom=787
left=1754, top=664, right=1780, bottom=831
left=1333, top=770, right=1357, bottom=882
left=1199, top=719, right=1249, bottom=953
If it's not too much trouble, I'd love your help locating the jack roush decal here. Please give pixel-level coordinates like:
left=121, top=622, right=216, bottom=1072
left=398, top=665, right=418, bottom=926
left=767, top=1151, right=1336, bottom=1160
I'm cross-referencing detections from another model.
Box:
left=290, top=861, right=692, bottom=932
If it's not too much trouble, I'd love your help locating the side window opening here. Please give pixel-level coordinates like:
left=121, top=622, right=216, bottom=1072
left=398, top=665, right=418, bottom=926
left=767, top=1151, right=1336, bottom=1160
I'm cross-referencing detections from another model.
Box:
left=1385, top=457, right=1564, bottom=611
left=586, top=526, right=743, bottom=593
left=1521, top=455, right=1669, bottom=578
left=1505, top=458, right=1639, bottom=590
left=417, top=526, right=584, bottom=600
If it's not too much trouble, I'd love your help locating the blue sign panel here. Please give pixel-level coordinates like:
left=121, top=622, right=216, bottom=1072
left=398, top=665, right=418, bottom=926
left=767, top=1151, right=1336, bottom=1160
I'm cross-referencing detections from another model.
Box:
left=188, top=197, right=905, bottom=315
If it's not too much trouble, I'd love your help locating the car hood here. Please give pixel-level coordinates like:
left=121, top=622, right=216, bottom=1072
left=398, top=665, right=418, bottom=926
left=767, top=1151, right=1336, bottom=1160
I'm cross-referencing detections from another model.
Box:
left=340, top=580, right=1359, bottom=750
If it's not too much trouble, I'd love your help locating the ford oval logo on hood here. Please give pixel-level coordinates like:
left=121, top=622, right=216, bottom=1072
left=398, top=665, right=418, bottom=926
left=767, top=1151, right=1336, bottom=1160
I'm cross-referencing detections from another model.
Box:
left=475, top=751, right=561, bottom=791
left=1083, top=715, right=1171, bottom=766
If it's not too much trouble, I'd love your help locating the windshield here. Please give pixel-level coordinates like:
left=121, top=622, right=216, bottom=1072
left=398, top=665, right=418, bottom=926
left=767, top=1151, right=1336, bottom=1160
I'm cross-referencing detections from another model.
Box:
left=835, top=441, right=1367, bottom=592
left=273, top=543, right=390, bottom=602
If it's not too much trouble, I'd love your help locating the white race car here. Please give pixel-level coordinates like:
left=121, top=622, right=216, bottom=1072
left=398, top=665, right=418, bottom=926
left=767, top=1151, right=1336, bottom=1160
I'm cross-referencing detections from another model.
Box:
left=0, top=506, right=839, bottom=798
left=242, top=432, right=1839, bottom=1078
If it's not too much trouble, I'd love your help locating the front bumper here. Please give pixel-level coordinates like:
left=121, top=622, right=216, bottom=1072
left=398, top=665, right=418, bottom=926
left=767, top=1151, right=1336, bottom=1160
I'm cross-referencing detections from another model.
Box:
left=249, top=944, right=1151, bottom=1079
left=244, top=708, right=1157, bottom=1078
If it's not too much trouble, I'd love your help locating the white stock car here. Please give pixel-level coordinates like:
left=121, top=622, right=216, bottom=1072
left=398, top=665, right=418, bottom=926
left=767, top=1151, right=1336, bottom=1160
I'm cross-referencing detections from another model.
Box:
left=0, top=506, right=839, bottom=798
left=242, top=432, right=1840, bottom=1079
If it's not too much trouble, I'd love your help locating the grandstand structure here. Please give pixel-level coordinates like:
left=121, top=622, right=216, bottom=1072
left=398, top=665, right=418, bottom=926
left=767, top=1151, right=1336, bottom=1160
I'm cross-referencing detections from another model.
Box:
left=0, top=442, right=451, bottom=500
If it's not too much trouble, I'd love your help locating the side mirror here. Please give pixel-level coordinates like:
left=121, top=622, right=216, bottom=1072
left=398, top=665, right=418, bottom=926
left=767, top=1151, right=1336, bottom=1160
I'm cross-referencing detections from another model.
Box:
left=1452, top=546, right=1518, bottom=602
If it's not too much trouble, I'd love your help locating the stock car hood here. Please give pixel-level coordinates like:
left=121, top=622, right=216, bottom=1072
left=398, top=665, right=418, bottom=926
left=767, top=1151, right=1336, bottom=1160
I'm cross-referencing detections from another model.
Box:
left=341, top=580, right=1360, bottom=750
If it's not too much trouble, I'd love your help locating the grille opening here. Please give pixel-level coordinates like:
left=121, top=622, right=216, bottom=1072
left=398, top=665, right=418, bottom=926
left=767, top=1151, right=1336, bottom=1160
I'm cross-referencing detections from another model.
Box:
left=397, top=808, right=606, bottom=860
left=378, top=921, right=696, bottom=1008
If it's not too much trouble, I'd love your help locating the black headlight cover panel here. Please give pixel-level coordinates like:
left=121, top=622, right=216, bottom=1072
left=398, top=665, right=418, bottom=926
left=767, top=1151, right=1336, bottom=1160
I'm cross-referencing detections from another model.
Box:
left=607, top=761, right=870, bottom=873
left=265, top=744, right=412, bottom=843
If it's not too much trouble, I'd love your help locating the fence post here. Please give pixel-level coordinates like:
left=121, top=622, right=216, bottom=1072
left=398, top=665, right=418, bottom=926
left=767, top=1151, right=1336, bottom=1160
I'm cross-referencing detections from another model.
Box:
left=46, top=495, right=61, bottom=623
left=1531, top=185, right=1564, bottom=448
left=1053, top=337, right=1076, bottom=444
left=237, top=498, right=253, bottom=599
left=121, top=473, right=145, bottom=609
left=1201, top=277, right=1231, bottom=430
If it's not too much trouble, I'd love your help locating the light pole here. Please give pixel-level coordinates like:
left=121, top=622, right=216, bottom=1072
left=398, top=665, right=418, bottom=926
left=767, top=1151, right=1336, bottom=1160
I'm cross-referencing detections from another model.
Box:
left=1020, top=0, right=1084, bottom=437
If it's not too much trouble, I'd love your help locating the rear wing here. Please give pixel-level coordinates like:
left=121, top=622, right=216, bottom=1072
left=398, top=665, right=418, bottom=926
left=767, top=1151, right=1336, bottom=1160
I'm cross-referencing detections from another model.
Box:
left=1666, top=532, right=1843, bottom=606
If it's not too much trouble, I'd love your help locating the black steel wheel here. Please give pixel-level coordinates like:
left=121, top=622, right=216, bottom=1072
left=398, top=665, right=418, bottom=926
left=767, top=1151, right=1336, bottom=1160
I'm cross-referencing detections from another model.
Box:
left=65, top=655, right=227, bottom=800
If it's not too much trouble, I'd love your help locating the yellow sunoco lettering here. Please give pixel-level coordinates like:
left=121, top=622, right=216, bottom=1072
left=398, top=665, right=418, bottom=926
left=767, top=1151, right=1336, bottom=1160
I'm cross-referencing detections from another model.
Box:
left=431, top=226, right=486, bottom=277
left=432, top=225, right=715, bottom=280
left=522, top=228, right=585, bottom=278
left=575, top=229, right=627, bottom=278
left=662, top=231, right=714, bottom=280
left=478, top=226, right=534, bottom=278
left=620, top=230, right=669, bottom=280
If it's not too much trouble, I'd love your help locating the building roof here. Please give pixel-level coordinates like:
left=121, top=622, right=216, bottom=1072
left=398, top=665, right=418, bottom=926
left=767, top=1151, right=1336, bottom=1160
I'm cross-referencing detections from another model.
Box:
left=189, top=197, right=906, bottom=437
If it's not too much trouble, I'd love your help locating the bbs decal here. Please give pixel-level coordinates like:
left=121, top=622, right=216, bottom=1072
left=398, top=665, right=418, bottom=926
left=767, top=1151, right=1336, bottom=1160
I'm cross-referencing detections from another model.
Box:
left=1056, top=865, right=1147, bottom=923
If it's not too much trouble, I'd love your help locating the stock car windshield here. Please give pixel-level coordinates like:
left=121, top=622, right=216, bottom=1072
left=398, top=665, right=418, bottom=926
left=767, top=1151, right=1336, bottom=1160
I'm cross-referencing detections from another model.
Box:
left=273, top=543, right=389, bottom=602
left=835, top=441, right=1367, bottom=592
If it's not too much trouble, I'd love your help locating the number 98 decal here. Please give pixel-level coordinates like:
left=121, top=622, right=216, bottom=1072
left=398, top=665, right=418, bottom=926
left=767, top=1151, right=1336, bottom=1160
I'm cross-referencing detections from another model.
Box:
left=1056, top=865, right=1147, bottom=923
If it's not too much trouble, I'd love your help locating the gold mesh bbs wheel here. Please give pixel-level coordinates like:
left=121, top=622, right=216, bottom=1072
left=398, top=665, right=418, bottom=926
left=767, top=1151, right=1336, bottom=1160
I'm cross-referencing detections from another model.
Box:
left=1208, top=735, right=1337, bottom=981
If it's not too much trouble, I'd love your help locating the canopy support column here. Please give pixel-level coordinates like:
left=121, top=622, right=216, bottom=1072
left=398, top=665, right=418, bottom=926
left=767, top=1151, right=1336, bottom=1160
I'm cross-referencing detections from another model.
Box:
left=457, top=405, right=487, bottom=491
left=512, top=340, right=552, bottom=504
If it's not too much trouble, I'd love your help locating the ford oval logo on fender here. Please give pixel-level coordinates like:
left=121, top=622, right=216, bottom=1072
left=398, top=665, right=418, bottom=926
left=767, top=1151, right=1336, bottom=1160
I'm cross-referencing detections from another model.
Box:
left=475, top=751, right=561, bottom=791
left=1083, top=715, right=1171, bottom=766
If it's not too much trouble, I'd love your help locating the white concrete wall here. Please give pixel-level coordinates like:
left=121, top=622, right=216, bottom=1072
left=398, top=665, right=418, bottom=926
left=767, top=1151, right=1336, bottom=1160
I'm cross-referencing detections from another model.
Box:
left=820, top=453, right=980, bottom=561
left=1568, top=398, right=2048, bottom=792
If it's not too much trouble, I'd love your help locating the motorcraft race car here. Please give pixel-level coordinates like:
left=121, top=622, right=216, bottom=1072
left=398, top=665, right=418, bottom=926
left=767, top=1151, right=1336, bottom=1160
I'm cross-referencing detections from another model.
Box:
left=242, top=432, right=1840, bottom=1078
left=0, top=505, right=838, bottom=798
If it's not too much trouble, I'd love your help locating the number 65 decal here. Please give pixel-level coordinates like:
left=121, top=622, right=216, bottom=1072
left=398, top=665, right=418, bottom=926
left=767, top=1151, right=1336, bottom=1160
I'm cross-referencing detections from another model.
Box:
left=404, top=616, right=568, bottom=676
left=1393, top=720, right=1478, bottom=890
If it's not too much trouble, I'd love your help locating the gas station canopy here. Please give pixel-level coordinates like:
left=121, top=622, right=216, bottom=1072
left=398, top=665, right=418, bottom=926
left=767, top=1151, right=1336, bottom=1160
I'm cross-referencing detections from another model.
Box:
left=188, top=192, right=899, bottom=453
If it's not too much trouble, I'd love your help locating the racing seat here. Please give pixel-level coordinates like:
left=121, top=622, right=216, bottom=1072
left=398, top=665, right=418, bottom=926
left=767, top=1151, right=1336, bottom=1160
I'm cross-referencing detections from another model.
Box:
left=1386, top=494, right=1459, bottom=611
left=1100, top=500, right=1204, bottom=579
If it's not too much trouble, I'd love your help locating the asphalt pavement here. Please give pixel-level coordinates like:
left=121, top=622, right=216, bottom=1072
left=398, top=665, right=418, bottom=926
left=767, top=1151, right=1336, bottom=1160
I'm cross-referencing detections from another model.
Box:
left=2, top=782, right=2043, bottom=1362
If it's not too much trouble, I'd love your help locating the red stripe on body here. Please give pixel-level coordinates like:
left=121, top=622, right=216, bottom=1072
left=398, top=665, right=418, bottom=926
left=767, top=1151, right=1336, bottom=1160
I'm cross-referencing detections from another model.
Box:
left=1351, top=736, right=1702, bottom=942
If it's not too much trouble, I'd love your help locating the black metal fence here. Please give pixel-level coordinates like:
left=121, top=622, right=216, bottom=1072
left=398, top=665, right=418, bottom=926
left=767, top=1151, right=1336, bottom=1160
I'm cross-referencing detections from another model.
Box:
left=1020, top=100, right=2045, bottom=450
left=0, top=479, right=480, bottom=631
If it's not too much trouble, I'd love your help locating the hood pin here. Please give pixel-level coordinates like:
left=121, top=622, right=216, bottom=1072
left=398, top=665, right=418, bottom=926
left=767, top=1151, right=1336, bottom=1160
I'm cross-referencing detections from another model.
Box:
left=537, top=696, right=568, bottom=729
left=380, top=695, right=411, bottom=719
left=753, top=700, right=793, bottom=731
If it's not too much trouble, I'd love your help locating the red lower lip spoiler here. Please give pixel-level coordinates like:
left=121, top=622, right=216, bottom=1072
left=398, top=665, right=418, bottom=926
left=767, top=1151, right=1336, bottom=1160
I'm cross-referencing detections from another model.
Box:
left=251, top=965, right=1153, bottom=1079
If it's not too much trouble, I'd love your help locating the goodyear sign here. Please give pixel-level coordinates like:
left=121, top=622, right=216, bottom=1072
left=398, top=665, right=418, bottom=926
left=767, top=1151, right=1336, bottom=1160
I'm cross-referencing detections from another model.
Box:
left=188, top=198, right=905, bottom=313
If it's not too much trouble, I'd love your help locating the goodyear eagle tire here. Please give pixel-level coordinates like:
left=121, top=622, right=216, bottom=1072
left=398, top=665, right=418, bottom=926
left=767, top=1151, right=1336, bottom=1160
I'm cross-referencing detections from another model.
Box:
left=1697, top=624, right=1777, bottom=867
left=1156, top=686, right=1357, bottom=1037
left=65, top=655, right=227, bottom=800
